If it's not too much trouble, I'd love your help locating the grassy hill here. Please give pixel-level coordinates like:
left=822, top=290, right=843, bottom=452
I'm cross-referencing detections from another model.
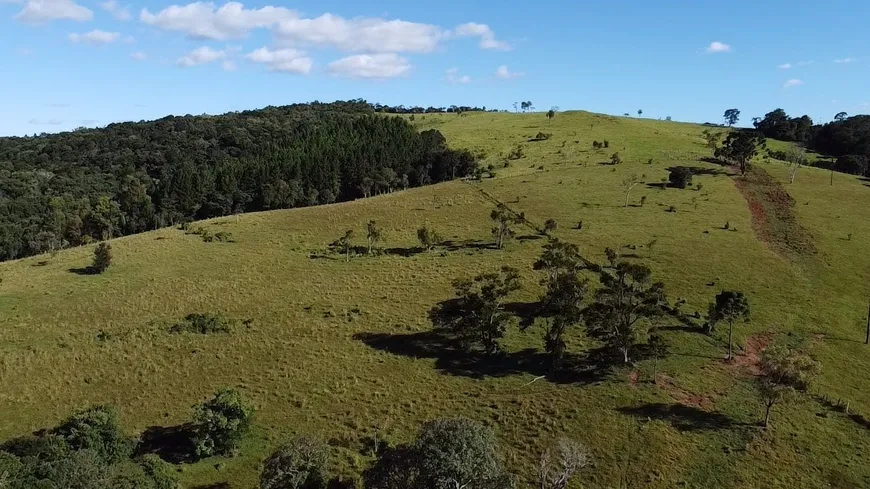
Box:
left=1, top=111, right=869, bottom=488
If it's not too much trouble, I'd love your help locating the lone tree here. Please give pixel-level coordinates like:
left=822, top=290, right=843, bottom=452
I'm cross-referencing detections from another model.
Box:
left=543, top=218, right=558, bottom=234
left=540, top=268, right=588, bottom=368
left=260, top=437, right=328, bottom=489
left=784, top=146, right=808, bottom=184
left=637, top=109, right=643, bottom=117
left=723, top=108, right=740, bottom=127
left=417, top=225, right=442, bottom=251
left=366, top=220, right=383, bottom=255
left=715, top=131, right=766, bottom=175
left=585, top=261, right=666, bottom=363
left=610, top=152, right=622, bottom=165
left=332, top=230, right=355, bottom=262
left=193, top=388, right=255, bottom=458
left=622, top=174, right=645, bottom=207
left=91, top=242, right=112, bottom=274
left=363, top=417, right=512, bottom=489
left=537, top=437, right=589, bottom=489
left=834, top=111, right=848, bottom=122
left=668, top=167, right=693, bottom=189
left=547, top=109, right=556, bottom=120
left=707, top=291, right=750, bottom=360
left=758, top=346, right=820, bottom=428
left=490, top=205, right=521, bottom=249
left=430, top=266, right=521, bottom=353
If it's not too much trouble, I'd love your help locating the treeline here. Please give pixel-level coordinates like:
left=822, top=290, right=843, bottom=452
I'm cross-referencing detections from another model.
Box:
left=752, top=109, right=870, bottom=175
left=0, top=101, right=477, bottom=261
left=371, top=102, right=495, bottom=114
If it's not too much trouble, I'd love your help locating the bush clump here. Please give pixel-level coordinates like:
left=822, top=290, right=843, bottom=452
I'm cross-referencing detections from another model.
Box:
left=192, top=389, right=255, bottom=458
left=668, top=167, right=694, bottom=189
left=170, top=313, right=235, bottom=334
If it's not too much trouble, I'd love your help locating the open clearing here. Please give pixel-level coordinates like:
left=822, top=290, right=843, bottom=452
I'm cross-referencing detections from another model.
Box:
left=1, top=111, right=869, bottom=488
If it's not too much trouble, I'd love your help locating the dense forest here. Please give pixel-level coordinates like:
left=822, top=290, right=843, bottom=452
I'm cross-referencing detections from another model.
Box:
left=752, top=109, right=870, bottom=175
left=0, top=100, right=477, bottom=261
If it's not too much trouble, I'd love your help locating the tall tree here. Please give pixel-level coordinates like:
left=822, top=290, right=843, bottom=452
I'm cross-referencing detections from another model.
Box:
left=490, top=205, right=521, bottom=249
left=537, top=438, right=588, bottom=489
left=585, top=261, right=666, bottom=363
left=707, top=291, right=750, bottom=360
left=429, top=267, right=521, bottom=353
left=91, top=243, right=112, bottom=274
left=834, top=111, right=848, bottom=122
left=724, top=108, right=740, bottom=127
left=715, top=131, right=766, bottom=174
left=622, top=174, right=645, bottom=207
left=758, top=346, right=820, bottom=428
left=637, top=109, right=643, bottom=117
left=366, top=220, right=383, bottom=255
left=332, top=230, right=355, bottom=262
left=540, top=269, right=588, bottom=368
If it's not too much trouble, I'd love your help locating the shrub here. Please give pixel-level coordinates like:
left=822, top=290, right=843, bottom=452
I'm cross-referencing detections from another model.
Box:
left=170, top=313, right=234, bottom=334
left=213, top=231, right=234, bottom=242
left=139, top=454, right=182, bottom=489
left=610, top=153, right=621, bottom=165
left=833, top=154, right=869, bottom=176
left=507, top=145, right=524, bottom=160
left=533, top=132, right=552, bottom=141
left=51, top=406, right=134, bottom=464
left=603, top=140, right=610, bottom=148
left=417, top=226, right=442, bottom=251
left=260, top=437, right=329, bottom=489
left=193, top=389, right=255, bottom=458
left=668, top=167, right=693, bottom=189
left=543, top=219, right=558, bottom=234
left=91, top=243, right=112, bottom=274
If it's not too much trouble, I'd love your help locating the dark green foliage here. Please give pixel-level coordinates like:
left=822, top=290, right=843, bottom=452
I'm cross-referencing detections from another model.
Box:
left=92, top=242, right=112, bottom=274
left=0, top=101, right=476, bottom=262
left=169, top=313, right=234, bottom=334
left=541, top=270, right=588, bottom=367
left=758, top=346, right=820, bottom=428
left=260, top=437, right=329, bottom=489
left=138, top=455, right=181, bottom=489
left=603, top=140, right=610, bottom=148
left=714, top=131, right=766, bottom=174
left=833, top=155, right=869, bottom=176
left=723, top=109, right=740, bottom=127
left=810, top=115, right=870, bottom=164
left=584, top=261, right=666, bottom=363
left=51, top=405, right=134, bottom=464
left=543, top=218, right=558, bottom=234
left=430, top=267, right=521, bottom=353
left=708, top=291, right=750, bottom=360
left=192, top=389, right=255, bottom=458
left=416, top=226, right=442, bottom=251
left=610, top=152, right=621, bottom=165
left=668, top=167, right=693, bottom=189
left=753, top=108, right=814, bottom=142
left=533, top=132, right=552, bottom=141
left=364, top=417, right=513, bottom=489
left=331, top=230, right=355, bottom=262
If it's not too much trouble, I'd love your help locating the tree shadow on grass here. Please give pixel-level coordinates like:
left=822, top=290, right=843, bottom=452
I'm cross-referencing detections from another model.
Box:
left=504, top=300, right=541, bottom=329
left=813, top=395, right=870, bottom=430
left=68, top=266, right=98, bottom=275
left=136, top=423, right=199, bottom=463
left=353, top=330, right=616, bottom=385
left=666, top=165, right=728, bottom=177
left=616, top=403, right=738, bottom=432
left=383, top=239, right=494, bottom=258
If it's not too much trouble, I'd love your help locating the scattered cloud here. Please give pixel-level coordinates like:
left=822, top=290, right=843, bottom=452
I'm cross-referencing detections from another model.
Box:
left=141, top=2, right=296, bottom=40
left=69, top=30, right=122, bottom=44
left=783, top=79, right=803, bottom=88
left=834, top=58, right=855, bottom=64
left=327, top=53, right=410, bottom=79
left=221, top=60, right=237, bottom=71
left=494, top=64, right=523, bottom=79
left=130, top=51, right=147, bottom=61
left=16, top=0, right=92, bottom=23
left=705, top=41, right=731, bottom=54
left=245, top=47, right=312, bottom=74
left=176, top=46, right=226, bottom=67
left=276, top=14, right=442, bottom=53
left=778, top=63, right=792, bottom=69
left=453, top=22, right=510, bottom=50
left=100, top=0, right=130, bottom=20
left=445, top=67, right=471, bottom=84
left=781, top=60, right=813, bottom=68
left=29, top=118, right=63, bottom=125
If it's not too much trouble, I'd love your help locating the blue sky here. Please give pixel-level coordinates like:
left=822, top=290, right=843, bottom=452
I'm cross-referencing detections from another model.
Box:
left=1, top=0, right=868, bottom=136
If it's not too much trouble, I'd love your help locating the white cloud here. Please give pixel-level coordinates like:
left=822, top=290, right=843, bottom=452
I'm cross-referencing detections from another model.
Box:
left=276, top=14, right=442, bottom=53
left=705, top=41, right=731, bottom=53
left=222, top=60, right=237, bottom=71
left=327, top=53, right=410, bottom=79
left=16, top=0, right=92, bottom=23
left=778, top=63, right=792, bottom=69
left=100, top=0, right=130, bottom=20
left=834, top=58, right=855, bottom=64
left=783, top=79, right=803, bottom=88
left=176, top=46, right=226, bottom=67
left=141, top=2, right=296, bottom=40
left=245, top=47, right=312, bottom=74
left=445, top=67, right=471, bottom=84
left=453, top=22, right=510, bottom=50
left=69, top=30, right=122, bottom=44
left=130, top=51, right=147, bottom=60
left=494, top=64, right=523, bottom=79
left=29, top=118, right=63, bottom=125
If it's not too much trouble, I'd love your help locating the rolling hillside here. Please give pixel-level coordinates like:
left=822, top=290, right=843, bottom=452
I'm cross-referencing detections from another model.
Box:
left=1, top=111, right=869, bottom=488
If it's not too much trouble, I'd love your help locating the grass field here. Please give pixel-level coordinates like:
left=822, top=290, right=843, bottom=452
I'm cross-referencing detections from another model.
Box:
left=1, top=111, right=869, bottom=488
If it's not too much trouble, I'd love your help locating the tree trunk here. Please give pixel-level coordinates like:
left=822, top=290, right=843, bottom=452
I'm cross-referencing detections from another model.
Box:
left=764, top=402, right=773, bottom=428
left=653, top=355, right=658, bottom=384
left=622, top=347, right=629, bottom=363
